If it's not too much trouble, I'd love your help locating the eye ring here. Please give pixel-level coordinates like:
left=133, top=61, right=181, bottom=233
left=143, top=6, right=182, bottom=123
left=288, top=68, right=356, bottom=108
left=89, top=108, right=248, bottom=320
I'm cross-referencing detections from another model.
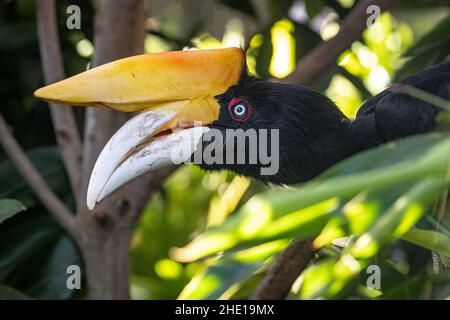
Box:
left=228, top=98, right=253, bottom=122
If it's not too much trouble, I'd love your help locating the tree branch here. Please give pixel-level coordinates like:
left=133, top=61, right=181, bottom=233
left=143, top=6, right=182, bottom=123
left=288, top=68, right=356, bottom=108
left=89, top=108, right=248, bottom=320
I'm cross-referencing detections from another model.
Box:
left=253, top=0, right=395, bottom=300
left=80, top=0, right=147, bottom=215
left=73, top=0, right=162, bottom=300
left=36, top=0, right=83, bottom=201
left=282, top=0, right=394, bottom=85
left=251, top=240, right=315, bottom=300
left=0, top=114, right=77, bottom=236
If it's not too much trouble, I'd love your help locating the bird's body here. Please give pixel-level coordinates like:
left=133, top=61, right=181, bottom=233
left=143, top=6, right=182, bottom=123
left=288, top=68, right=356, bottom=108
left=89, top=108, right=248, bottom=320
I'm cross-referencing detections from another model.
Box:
left=199, top=59, right=449, bottom=185
left=357, top=59, right=449, bottom=141
left=34, top=48, right=450, bottom=208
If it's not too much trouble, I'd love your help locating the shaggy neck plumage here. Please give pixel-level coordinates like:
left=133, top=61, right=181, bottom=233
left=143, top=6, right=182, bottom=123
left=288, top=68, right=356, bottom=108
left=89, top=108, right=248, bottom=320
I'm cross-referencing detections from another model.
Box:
left=256, top=82, right=383, bottom=184
left=202, top=75, right=384, bottom=185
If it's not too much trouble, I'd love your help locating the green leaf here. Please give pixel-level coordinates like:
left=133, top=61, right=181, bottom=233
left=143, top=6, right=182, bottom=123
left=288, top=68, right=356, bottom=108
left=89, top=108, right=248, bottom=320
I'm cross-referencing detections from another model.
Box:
left=396, top=0, right=450, bottom=8
left=0, top=147, right=70, bottom=208
left=396, top=15, right=450, bottom=80
left=0, top=283, right=31, bottom=300
left=380, top=274, right=429, bottom=300
left=323, top=0, right=351, bottom=18
left=179, top=260, right=261, bottom=300
left=268, top=0, right=294, bottom=22
left=308, top=179, right=447, bottom=299
left=349, top=178, right=445, bottom=259
left=175, top=134, right=450, bottom=261
left=391, top=85, right=450, bottom=111
left=255, top=31, right=273, bottom=80
left=253, top=21, right=322, bottom=80
left=314, top=186, right=407, bottom=247
left=320, top=134, right=448, bottom=178
left=293, top=22, right=322, bottom=60
left=24, top=237, right=82, bottom=299
left=0, top=23, right=36, bottom=51
left=178, top=240, right=288, bottom=299
left=405, top=15, right=450, bottom=57
left=0, top=199, right=26, bottom=224
left=299, top=257, right=337, bottom=299
left=304, top=0, right=326, bottom=18
left=338, top=67, right=373, bottom=100
left=402, top=229, right=450, bottom=257
left=0, top=211, right=61, bottom=273
left=0, top=147, right=75, bottom=296
left=395, top=50, right=448, bottom=81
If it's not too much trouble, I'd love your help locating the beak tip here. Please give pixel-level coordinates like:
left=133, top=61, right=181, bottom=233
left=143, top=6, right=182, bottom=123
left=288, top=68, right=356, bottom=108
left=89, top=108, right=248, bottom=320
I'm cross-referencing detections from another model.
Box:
left=33, top=84, right=70, bottom=105
left=34, top=86, right=54, bottom=103
left=33, top=88, right=44, bottom=100
left=86, top=194, right=97, bottom=211
left=87, top=201, right=96, bottom=211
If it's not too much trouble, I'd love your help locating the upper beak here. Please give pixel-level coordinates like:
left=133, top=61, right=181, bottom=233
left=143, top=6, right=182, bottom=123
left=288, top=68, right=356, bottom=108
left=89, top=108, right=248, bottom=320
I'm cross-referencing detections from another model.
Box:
left=34, top=48, right=245, bottom=209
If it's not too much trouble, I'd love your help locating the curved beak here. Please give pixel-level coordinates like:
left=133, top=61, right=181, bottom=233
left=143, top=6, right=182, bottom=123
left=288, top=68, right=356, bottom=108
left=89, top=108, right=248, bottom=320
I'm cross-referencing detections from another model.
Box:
left=34, top=48, right=245, bottom=209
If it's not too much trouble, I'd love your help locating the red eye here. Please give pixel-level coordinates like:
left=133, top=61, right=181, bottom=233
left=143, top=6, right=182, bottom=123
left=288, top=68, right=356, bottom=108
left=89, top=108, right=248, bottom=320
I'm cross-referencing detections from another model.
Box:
left=228, top=98, right=253, bottom=122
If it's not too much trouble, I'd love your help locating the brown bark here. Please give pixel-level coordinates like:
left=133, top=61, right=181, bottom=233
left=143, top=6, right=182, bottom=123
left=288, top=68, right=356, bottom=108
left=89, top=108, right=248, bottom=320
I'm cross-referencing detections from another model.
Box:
left=282, top=0, right=394, bottom=85
left=36, top=0, right=83, bottom=202
left=250, top=240, right=315, bottom=300
left=75, top=0, right=148, bottom=300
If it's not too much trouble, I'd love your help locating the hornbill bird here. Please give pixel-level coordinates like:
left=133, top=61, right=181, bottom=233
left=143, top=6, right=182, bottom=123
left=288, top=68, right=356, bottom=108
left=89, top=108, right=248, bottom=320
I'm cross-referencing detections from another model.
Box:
left=34, top=48, right=449, bottom=210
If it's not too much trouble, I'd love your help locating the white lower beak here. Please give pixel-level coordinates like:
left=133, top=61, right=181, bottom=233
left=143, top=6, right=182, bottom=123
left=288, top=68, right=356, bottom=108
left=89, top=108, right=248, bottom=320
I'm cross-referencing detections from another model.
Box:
left=86, top=109, right=208, bottom=210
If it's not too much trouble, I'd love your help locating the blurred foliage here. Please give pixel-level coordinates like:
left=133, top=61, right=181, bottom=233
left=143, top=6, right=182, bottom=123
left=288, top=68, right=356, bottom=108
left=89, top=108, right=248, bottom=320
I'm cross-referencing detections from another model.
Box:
left=0, top=0, right=449, bottom=300
left=0, top=147, right=83, bottom=299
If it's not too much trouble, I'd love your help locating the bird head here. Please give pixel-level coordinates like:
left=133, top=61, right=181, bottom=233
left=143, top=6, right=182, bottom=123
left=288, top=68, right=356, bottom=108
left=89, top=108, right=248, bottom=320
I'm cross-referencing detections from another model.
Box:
left=35, top=48, right=348, bottom=209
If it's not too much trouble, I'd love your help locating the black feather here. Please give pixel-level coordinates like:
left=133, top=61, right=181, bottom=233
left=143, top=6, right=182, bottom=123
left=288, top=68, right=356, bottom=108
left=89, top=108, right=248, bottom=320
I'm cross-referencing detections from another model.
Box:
left=196, top=60, right=450, bottom=185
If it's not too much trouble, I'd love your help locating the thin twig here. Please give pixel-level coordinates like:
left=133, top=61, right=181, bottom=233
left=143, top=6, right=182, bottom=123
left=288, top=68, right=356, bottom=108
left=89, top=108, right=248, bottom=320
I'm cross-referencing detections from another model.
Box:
left=282, top=0, right=394, bottom=85
left=36, top=0, right=83, bottom=202
left=253, top=0, right=395, bottom=300
left=250, top=240, right=315, bottom=300
left=0, top=114, right=77, bottom=236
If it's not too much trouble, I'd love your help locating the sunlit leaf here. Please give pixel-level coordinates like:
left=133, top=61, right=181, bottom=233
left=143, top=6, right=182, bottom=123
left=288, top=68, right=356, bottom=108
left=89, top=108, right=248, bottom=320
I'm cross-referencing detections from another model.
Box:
left=175, top=135, right=450, bottom=262
left=350, top=178, right=445, bottom=259
left=402, top=229, right=450, bottom=258
left=299, top=258, right=336, bottom=298
left=312, top=179, right=447, bottom=298
left=178, top=240, right=287, bottom=299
